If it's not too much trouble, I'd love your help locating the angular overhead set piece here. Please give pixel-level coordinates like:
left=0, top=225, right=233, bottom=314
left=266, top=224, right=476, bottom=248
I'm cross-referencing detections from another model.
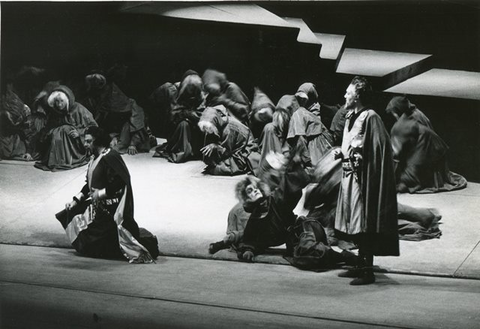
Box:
left=385, top=69, right=480, bottom=100
left=282, top=17, right=320, bottom=44
left=313, top=33, right=346, bottom=61
left=337, top=48, right=433, bottom=90
left=120, top=2, right=292, bottom=28
left=283, top=17, right=346, bottom=60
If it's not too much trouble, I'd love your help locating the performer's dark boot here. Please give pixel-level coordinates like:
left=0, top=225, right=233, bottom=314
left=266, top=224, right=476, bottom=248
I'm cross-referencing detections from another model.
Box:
left=338, top=250, right=363, bottom=278
left=350, top=253, right=375, bottom=285
left=350, top=267, right=376, bottom=285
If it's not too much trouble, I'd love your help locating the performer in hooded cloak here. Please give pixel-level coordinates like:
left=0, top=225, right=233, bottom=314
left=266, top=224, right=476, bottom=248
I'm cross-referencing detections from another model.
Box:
left=386, top=96, right=466, bottom=193
left=159, top=70, right=205, bottom=163
left=198, top=106, right=257, bottom=176
left=202, top=69, right=251, bottom=124
left=0, top=88, right=33, bottom=160
left=249, top=87, right=274, bottom=140
left=83, top=73, right=151, bottom=155
left=34, top=85, right=97, bottom=171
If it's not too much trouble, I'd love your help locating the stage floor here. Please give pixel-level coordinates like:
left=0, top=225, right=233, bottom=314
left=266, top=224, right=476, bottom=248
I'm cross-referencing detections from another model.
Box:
left=1, top=149, right=479, bottom=279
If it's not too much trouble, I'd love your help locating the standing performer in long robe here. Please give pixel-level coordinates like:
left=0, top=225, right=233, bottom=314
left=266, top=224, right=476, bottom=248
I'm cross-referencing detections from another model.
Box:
left=335, top=76, right=399, bottom=285
left=34, top=85, right=97, bottom=171
left=58, top=126, right=159, bottom=262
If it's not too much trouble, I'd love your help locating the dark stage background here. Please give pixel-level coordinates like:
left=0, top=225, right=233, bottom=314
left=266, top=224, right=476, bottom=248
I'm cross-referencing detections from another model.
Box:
left=2, top=1, right=479, bottom=181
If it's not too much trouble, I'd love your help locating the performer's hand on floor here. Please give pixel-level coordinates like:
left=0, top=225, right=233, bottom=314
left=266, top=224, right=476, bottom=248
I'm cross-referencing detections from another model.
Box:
left=22, top=153, right=33, bottom=161
left=65, top=200, right=77, bottom=210
left=127, top=145, right=138, bottom=155
left=242, top=251, right=254, bottom=262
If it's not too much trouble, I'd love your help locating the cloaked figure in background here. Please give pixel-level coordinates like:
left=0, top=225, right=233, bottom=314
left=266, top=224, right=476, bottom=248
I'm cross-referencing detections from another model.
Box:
left=0, top=87, right=35, bottom=161
left=385, top=95, right=432, bottom=129
left=83, top=73, right=152, bottom=155
left=295, top=82, right=340, bottom=130
left=329, top=105, right=349, bottom=146
left=249, top=87, right=274, bottom=140
left=288, top=86, right=334, bottom=166
left=148, top=82, right=178, bottom=139
left=386, top=96, right=467, bottom=193
left=34, top=85, right=97, bottom=171
left=256, top=95, right=309, bottom=180
left=198, top=105, right=258, bottom=176
left=156, top=70, right=205, bottom=163
left=202, top=69, right=251, bottom=124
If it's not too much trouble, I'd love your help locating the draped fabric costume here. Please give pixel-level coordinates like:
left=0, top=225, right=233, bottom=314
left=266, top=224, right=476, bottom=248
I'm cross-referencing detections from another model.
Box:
left=162, top=71, right=205, bottom=163
left=148, top=82, right=178, bottom=138
left=306, top=147, right=441, bottom=242
left=203, top=69, right=251, bottom=124
left=225, top=202, right=251, bottom=245
left=335, top=109, right=399, bottom=256
left=0, top=90, right=31, bottom=159
left=390, top=113, right=467, bottom=194
left=199, top=106, right=258, bottom=176
left=330, top=106, right=349, bottom=146
left=257, top=95, right=300, bottom=177
left=287, top=106, right=333, bottom=166
left=84, top=82, right=151, bottom=154
left=249, top=87, right=274, bottom=139
left=56, top=148, right=158, bottom=263
left=35, top=85, right=97, bottom=171
left=295, top=82, right=339, bottom=129
left=385, top=96, right=433, bottom=129
left=290, top=83, right=334, bottom=166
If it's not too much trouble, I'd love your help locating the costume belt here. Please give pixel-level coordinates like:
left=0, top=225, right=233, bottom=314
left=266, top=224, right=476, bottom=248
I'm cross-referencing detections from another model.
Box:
left=342, top=161, right=353, bottom=172
left=103, top=198, right=119, bottom=206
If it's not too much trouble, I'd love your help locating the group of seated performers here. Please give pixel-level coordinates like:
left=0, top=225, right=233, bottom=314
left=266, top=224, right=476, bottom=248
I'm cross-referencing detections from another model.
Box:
left=0, top=66, right=157, bottom=171
left=150, top=68, right=336, bottom=176
left=2, top=66, right=468, bottom=284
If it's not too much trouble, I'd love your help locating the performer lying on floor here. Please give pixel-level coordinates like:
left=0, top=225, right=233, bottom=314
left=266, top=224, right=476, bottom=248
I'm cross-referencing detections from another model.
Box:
left=209, top=150, right=358, bottom=270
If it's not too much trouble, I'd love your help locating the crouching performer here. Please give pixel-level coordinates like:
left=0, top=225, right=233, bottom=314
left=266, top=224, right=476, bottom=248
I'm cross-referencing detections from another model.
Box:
left=232, top=151, right=357, bottom=270
left=56, top=126, right=159, bottom=263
